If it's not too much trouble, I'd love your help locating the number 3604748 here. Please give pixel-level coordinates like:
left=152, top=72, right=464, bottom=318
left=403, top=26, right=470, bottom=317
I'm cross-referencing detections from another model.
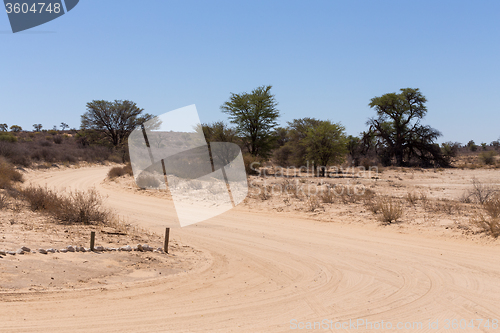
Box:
left=5, top=3, right=61, bottom=14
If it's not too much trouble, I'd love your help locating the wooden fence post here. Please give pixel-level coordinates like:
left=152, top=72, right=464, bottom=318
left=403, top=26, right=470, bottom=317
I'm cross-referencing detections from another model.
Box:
left=90, top=231, right=95, bottom=251
left=164, top=228, right=170, bottom=254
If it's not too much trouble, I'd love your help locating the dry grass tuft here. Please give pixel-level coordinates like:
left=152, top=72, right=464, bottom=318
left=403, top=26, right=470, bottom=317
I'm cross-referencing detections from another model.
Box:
left=406, top=191, right=419, bottom=205
left=372, top=197, right=403, bottom=224
left=471, top=193, right=500, bottom=238
left=20, top=185, right=110, bottom=225
left=0, top=192, right=8, bottom=210
left=305, top=195, right=323, bottom=212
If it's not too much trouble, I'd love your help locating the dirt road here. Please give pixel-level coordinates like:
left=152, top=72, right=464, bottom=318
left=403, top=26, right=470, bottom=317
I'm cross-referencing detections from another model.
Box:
left=1, top=166, right=500, bottom=332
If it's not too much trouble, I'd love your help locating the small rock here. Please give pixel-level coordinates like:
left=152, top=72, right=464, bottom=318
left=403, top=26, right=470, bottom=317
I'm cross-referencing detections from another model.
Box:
left=120, top=245, right=132, bottom=252
left=84, top=248, right=90, bottom=252
left=67, top=246, right=75, bottom=252
left=95, top=246, right=104, bottom=251
left=46, top=249, right=56, bottom=253
left=7, top=251, right=16, bottom=255
left=0, top=250, right=6, bottom=256
left=16, top=249, right=25, bottom=255
left=59, top=249, right=68, bottom=253
left=21, top=246, right=31, bottom=252
left=142, top=244, right=152, bottom=252
left=38, top=249, right=47, bottom=254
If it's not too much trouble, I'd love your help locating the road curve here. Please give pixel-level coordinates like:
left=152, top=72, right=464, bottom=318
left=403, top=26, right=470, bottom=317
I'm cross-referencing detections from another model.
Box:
left=1, top=166, right=500, bottom=332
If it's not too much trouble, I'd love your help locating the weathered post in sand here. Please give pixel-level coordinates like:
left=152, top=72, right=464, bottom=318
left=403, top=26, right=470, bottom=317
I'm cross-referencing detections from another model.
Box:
left=90, top=231, right=95, bottom=251
left=164, top=228, right=170, bottom=254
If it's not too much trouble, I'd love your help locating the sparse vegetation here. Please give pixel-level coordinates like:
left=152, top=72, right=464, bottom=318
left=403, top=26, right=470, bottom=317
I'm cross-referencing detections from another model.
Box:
left=479, top=151, right=496, bottom=165
left=376, top=197, right=403, bottom=224
left=305, top=195, right=323, bottom=212
left=108, top=164, right=134, bottom=179
left=20, top=185, right=110, bottom=225
left=0, top=157, right=23, bottom=189
left=471, top=193, right=500, bottom=238
left=136, top=173, right=162, bottom=189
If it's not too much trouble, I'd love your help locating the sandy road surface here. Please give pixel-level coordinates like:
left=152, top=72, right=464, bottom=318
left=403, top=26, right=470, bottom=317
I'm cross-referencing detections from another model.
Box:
left=1, top=166, right=500, bottom=332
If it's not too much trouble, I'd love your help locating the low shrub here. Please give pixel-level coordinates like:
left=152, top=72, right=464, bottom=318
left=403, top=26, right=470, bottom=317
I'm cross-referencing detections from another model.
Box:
left=108, top=166, right=126, bottom=179
left=371, top=197, right=403, bottom=223
left=479, top=151, right=496, bottom=165
left=108, top=164, right=134, bottom=179
left=136, top=172, right=161, bottom=189
left=0, top=157, right=23, bottom=189
left=244, top=154, right=261, bottom=175
left=306, top=195, right=323, bottom=212
left=53, top=135, right=63, bottom=144
left=0, top=133, right=17, bottom=143
left=20, top=185, right=109, bottom=225
left=406, top=191, right=419, bottom=205
left=0, top=193, right=7, bottom=209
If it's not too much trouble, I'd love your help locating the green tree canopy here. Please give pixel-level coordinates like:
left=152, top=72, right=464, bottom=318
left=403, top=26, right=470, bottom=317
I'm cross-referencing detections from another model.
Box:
left=302, top=120, right=347, bottom=176
left=81, top=100, right=154, bottom=148
left=221, top=85, right=279, bottom=158
left=9, top=125, right=22, bottom=132
left=367, top=88, right=446, bottom=167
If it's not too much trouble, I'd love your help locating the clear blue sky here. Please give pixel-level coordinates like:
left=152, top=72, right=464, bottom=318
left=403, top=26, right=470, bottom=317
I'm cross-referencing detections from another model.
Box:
left=1, top=0, right=499, bottom=144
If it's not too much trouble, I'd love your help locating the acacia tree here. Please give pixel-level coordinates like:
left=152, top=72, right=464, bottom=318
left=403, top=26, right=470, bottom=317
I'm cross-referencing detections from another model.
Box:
left=302, top=121, right=347, bottom=177
left=81, top=100, right=154, bottom=148
left=10, top=125, right=22, bottom=132
left=33, top=124, right=42, bottom=132
left=283, top=118, right=322, bottom=166
left=367, top=88, right=446, bottom=167
left=0, top=124, right=7, bottom=132
left=221, top=85, right=279, bottom=158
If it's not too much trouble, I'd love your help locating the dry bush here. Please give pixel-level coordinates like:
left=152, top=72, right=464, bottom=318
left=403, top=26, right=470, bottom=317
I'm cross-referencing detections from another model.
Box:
left=123, top=164, right=133, bottom=176
left=0, top=193, right=7, bottom=210
left=365, top=197, right=382, bottom=214
left=305, top=195, right=323, bottom=212
left=479, top=151, right=496, bottom=165
left=425, top=199, right=461, bottom=215
left=470, top=193, right=500, bottom=238
left=136, top=173, right=161, bottom=189
left=259, top=185, right=271, bottom=200
left=320, top=189, right=335, bottom=203
left=0, top=157, right=23, bottom=189
left=108, top=166, right=126, bottom=179
left=20, top=185, right=109, bottom=225
left=57, top=189, right=109, bottom=224
left=483, top=194, right=500, bottom=219
left=244, top=154, right=261, bottom=175
left=189, top=180, right=203, bottom=190
left=463, top=178, right=498, bottom=204
left=53, top=135, right=63, bottom=144
left=21, top=185, right=59, bottom=211
left=471, top=213, right=500, bottom=238
left=376, top=197, right=403, bottom=224
left=406, top=191, right=419, bottom=205
left=333, top=185, right=373, bottom=204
